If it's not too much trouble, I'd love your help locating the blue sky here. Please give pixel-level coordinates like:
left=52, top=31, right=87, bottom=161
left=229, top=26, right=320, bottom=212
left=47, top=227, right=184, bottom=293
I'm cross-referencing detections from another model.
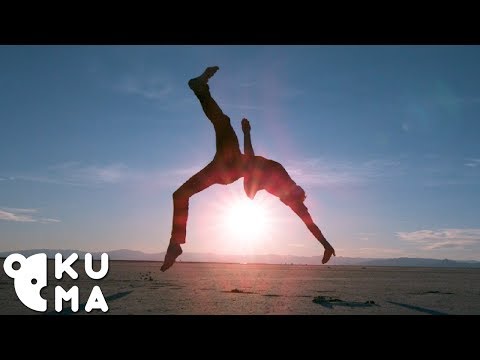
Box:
left=1, top=45, right=479, bottom=260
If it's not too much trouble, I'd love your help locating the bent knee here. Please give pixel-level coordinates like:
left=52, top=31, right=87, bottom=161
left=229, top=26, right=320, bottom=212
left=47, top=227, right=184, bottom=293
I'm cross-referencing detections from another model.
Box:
left=173, top=188, right=187, bottom=201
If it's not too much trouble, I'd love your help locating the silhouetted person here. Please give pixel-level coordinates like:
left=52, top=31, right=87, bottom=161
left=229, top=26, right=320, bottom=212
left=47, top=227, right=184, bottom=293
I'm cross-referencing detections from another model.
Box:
left=241, top=117, right=335, bottom=264
left=161, top=66, right=335, bottom=271
left=161, top=66, right=244, bottom=271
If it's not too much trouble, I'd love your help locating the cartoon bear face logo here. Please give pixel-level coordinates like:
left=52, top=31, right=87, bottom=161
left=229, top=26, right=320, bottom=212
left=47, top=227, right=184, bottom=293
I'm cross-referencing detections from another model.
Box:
left=3, top=253, right=48, bottom=312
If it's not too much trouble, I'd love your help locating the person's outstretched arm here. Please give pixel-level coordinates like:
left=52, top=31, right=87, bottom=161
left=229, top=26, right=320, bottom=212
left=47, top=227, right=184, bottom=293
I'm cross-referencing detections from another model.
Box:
left=242, top=118, right=255, bottom=157
left=242, top=118, right=258, bottom=199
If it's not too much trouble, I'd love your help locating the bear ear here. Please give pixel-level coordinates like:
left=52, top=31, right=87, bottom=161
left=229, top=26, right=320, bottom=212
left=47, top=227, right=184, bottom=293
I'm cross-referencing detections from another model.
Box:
left=3, top=253, right=26, bottom=278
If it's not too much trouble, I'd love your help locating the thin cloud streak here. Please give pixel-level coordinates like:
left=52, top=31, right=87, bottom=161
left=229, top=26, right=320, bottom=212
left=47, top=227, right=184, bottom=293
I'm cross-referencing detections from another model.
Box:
left=0, top=207, right=60, bottom=223
left=397, top=228, right=480, bottom=250
left=407, top=156, right=480, bottom=187
left=117, top=75, right=172, bottom=100
left=10, top=162, right=134, bottom=187
left=464, top=158, right=480, bottom=167
left=284, top=157, right=404, bottom=187
left=6, top=162, right=214, bottom=189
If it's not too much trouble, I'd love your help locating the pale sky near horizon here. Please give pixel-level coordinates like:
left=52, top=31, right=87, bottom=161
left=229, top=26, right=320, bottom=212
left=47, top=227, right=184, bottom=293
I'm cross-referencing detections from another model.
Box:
left=1, top=45, right=480, bottom=260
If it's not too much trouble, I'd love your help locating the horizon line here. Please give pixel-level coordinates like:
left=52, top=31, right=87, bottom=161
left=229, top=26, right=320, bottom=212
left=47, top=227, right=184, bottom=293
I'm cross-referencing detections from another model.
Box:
left=0, top=247, right=479, bottom=263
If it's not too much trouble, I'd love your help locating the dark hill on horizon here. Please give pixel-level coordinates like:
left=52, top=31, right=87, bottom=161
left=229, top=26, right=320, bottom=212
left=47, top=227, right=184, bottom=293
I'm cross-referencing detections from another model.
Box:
left=1, top=248, right=479, bottom=268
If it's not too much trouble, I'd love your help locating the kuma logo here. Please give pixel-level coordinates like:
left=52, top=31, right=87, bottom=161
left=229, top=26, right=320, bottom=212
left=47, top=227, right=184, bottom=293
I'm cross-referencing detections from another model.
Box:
left=3, top=252, right=109, bottom=313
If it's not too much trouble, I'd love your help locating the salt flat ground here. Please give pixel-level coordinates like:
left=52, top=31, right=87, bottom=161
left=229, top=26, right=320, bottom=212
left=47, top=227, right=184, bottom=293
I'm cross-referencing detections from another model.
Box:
left=1, top=260, right=479, bottom=315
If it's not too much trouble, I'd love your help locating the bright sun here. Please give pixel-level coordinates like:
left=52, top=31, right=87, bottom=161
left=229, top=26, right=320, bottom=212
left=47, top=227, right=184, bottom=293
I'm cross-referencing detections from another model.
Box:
left=224, top=198, right=268, bottom=239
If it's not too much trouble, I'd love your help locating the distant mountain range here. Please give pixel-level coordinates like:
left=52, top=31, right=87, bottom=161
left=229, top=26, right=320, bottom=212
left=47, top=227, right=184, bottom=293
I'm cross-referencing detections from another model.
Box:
left=1, top=248, right=480, bottom=268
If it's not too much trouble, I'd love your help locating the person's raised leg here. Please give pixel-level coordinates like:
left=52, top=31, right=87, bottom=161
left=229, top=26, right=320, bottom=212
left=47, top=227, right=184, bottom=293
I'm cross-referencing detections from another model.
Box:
left=188, top=66, right=225, bottom=125
left=161, top=162, right=219, bottom=272
left=288, top=202, right=336, bottom=264
left=188, top=66, right=242, bottom=162
left=188, top=66, right=219, bottom=91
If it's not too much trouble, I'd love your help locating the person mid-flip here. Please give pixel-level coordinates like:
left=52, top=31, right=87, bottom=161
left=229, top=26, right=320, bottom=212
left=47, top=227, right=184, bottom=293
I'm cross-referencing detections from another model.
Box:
left=161, top=66, right=335, bottom=272
left=240, top=117, right=335, bottom=265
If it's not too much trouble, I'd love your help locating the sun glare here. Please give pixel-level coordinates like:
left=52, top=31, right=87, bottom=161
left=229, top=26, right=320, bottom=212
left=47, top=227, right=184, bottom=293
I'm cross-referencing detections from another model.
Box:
left=196, top=183, right=279, bottom=253
left=224, top=198, right=268, bottom=240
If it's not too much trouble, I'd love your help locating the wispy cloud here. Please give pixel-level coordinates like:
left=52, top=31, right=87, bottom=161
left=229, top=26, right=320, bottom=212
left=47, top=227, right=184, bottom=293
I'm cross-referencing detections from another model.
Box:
left=417, top=84, right=480, bottom=109
left=402, top=88, right=480, bottom=133
left=7, top=161, right=213, bottom=190
left=284, top=157, right=404, bottom=187
left=413, top=156, right=480, bottom=187
left=464, top=158, right=480, bottom=168
left=438, top=95, right=480, bottom=106
left=397, top=228, right=480, bottom=250
left=50, top=162, right=131, bottom=184
left=0, top=207, right=60, bottom=224
left=117, top=75, right=172, bottom=100
left=11, top=162, right=134, bottom=187
left=38, top=218, right=61, bottom=224
left=4, top=156, right=404, bottom=191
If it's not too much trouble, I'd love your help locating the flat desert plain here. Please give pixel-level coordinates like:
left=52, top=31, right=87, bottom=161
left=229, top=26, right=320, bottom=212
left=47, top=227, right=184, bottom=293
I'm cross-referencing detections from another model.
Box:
left=1, top=260, right=479, bottom=315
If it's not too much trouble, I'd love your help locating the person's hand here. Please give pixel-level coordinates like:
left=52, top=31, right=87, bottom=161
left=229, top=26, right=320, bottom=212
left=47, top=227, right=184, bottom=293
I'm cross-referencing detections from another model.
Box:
left=242, top=118, right=251, bottom=133
left=322, top=245, right=336, bottom=264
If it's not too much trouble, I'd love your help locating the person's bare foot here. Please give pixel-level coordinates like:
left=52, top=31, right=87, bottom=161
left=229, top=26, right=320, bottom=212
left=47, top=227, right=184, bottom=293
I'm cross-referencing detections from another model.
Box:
left=161, top=243, right=183, bottom=272
left=322, top=245, right=336, bottom=264
left=188, top=66, right=219, bottom=92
